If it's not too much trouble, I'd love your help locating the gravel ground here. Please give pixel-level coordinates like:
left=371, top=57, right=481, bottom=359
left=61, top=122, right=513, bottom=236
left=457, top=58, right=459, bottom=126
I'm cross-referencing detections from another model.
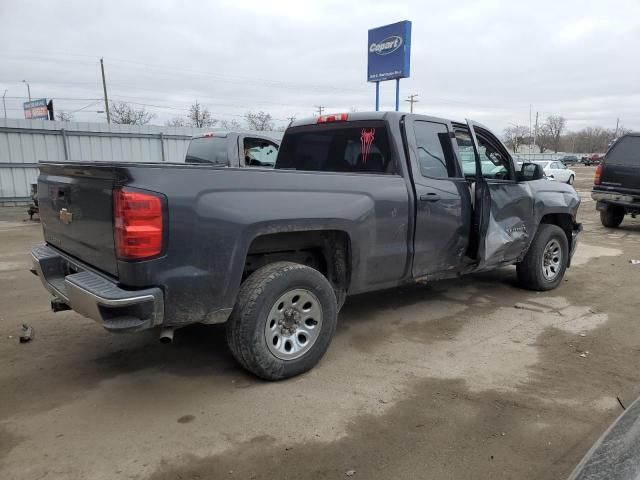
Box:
left=1, top=165, right=640, bottom=480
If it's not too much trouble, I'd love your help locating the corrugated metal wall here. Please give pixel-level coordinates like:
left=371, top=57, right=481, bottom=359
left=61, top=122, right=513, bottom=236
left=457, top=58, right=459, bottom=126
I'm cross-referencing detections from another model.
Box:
left=0, top=118, right=282, bottom=203
left=0, top=118, right=209, bottom=203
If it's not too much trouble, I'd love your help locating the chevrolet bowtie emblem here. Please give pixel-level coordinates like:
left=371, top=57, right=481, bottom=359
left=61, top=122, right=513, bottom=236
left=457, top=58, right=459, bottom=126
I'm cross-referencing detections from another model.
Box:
left=59, top=208, right=73, bottom=224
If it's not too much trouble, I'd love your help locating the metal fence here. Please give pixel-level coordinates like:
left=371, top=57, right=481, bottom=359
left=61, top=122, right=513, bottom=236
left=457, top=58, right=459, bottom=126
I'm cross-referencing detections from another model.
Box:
left=0, top=118, right=280, bottom=204
left=0, top=118, right=210, bottom=203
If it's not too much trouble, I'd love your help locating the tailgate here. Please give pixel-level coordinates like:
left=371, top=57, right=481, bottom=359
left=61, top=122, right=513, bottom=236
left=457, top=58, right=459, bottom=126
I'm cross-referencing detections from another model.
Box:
left=601, top=135, right=640, bottom=194
left=38, top=163, right=119, bottom=277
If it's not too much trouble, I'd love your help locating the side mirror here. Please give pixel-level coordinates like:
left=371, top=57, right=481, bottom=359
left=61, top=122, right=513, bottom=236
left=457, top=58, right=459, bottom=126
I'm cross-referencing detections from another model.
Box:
left=519, top=162, right=544, bottom=181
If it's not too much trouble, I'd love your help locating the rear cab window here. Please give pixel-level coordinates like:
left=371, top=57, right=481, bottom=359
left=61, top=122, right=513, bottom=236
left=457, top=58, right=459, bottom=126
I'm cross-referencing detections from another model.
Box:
left=607, top=136, right=640, bottom=166
left=185, top=136, right=228, bottom=165
left=276, top=121, right=395, bottom=174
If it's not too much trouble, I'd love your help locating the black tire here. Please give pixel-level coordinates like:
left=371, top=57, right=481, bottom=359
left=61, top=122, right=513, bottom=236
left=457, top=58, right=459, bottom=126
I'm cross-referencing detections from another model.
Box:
left=567, top=175, right=574, bottom=185
left=600, top=207, right=624, bottom=228
left=517, top=224, right=569, bottom=291
left=226, top=261, right=337, bottom=380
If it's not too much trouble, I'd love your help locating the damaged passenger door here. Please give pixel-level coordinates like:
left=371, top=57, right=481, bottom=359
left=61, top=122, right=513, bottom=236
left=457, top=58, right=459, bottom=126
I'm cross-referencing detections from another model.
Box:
left=460, top=120, right=534, bottom=269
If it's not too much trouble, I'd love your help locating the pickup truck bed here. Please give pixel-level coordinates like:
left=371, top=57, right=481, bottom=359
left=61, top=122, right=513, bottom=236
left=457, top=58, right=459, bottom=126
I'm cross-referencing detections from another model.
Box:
left=32, top=111, right=581, bottom=379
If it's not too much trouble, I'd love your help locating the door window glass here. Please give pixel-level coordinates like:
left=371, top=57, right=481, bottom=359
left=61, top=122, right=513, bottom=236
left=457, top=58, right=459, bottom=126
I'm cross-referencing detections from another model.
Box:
left=455, top=128, right=512, bottom=180
left=413, top=121, right=457, bottom=178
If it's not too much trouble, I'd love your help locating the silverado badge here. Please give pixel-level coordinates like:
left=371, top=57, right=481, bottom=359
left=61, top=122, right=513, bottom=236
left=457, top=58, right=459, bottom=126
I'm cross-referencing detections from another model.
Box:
left=59, top=208, right=73, bottom=225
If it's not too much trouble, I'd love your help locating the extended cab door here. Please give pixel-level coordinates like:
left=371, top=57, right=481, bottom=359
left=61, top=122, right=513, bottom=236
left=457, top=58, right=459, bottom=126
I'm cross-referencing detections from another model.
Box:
left=404, top=116, right=472, bottom=277
left=463, top=121, right=534, bottom=269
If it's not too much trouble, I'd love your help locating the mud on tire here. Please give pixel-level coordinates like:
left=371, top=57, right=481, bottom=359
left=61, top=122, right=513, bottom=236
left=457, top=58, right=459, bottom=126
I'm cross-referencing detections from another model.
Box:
left=225, top=261, right=337, bottom=380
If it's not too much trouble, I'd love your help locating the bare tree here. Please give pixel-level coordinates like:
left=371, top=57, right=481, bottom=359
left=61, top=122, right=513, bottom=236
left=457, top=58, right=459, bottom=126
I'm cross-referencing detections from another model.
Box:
left=245, top=111, right=274, bottom=131
left=503, top=125, right=529, bottom=153
left=110, top=101, right=155, bottom=125
left=188, top=101, right=217, bottom=128
left=219, top=119, right=242, bottom=130
left=165, top=117, right=187, bottom=127
left=55, top=111, right=74, bottom=122
left=544, top=115, right=566, bottom=153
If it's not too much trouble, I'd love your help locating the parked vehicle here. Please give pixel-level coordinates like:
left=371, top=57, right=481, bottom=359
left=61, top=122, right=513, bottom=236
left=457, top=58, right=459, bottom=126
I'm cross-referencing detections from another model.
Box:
left=567, top=395, right=640, bottom=480
left=534, top=160, right=576, bottom=184
left=583, top=153, right=604, bottom=166
left=31, top=112, right=581, bottom=380
left=560, top=155, right=580, bottom=166
left=592, top=133, right=640, bottom=228
left=185, top=131, right=281, bottom=167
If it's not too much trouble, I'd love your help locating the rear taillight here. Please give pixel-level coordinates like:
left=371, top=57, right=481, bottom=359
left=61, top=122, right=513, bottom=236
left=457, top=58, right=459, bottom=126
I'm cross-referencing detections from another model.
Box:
left=317, top=113, right=348, bottom=123
left=113, top=188, right=163, bottom=260
left=594, top=163, right=603, bottom=185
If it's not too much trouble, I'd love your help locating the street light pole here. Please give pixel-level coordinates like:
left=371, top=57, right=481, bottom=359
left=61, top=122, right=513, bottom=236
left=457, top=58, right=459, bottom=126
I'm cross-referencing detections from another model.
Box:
left=2, top=89, right=7, bottom=118
left=22, top=80, right=32, bottom=103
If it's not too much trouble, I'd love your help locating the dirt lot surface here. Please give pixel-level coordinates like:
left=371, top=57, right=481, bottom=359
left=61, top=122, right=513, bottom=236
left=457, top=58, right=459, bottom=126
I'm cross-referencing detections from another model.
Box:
left=1, top=165, right=639, bottom=480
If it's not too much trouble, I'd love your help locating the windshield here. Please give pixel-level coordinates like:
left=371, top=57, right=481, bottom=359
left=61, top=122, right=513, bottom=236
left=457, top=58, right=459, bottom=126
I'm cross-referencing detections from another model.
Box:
left=185, top=137, right=228, bottom=165
left=534, top=161, right=551, bottom=168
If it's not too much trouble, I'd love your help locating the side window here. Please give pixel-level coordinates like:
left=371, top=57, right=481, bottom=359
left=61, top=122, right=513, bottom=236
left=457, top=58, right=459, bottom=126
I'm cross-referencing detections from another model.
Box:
left=413, top=121, right=457, bottom=178
left=455, top=128, right=512, bottom=180
left=243, top=138, right=279, bottom=167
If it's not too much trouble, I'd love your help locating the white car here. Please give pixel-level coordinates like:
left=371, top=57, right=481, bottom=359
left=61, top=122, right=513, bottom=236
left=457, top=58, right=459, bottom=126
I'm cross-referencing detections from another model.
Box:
left=534, top=161, right=575, bottom=185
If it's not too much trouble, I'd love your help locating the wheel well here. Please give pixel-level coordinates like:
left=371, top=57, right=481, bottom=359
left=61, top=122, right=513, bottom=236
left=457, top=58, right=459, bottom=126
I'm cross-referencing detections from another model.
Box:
left=244, top=230, right=351, bottom=295
left=540, top=213, right=573, bottom=247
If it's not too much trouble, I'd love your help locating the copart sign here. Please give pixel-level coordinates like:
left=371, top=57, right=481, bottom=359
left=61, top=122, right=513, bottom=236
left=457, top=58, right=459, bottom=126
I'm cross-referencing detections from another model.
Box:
left=367, top=21, right=411, bottom=82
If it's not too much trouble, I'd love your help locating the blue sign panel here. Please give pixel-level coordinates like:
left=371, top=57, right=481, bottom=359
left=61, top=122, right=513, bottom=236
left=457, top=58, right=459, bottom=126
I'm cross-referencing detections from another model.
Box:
left=367, top=21, right=411, bottom=82
left=24, top=98, right=48, bottom=120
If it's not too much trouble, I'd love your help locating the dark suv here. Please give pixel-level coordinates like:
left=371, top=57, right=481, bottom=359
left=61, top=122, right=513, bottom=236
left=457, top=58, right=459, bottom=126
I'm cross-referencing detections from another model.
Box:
left=592, top=133, right=640, bottom=227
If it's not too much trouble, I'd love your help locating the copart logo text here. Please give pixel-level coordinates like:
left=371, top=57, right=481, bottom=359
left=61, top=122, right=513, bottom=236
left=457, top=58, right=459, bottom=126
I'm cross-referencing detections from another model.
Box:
left=369, top=36, right=403, bottom=55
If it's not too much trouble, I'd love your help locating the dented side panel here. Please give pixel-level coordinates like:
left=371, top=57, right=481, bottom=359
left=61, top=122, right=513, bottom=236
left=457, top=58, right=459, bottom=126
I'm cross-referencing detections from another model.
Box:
left=477, top=181, right=534, bottom=270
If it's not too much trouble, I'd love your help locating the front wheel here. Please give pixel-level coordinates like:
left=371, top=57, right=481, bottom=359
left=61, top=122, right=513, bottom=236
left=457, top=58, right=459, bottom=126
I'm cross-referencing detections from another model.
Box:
left=517, top=224, right=569, bottom=291
left=226, top=262, right=337, bottom=380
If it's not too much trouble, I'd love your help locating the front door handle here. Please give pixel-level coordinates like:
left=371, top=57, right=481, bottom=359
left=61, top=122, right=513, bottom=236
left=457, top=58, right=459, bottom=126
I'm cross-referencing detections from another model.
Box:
left=419, top=193, right=441, bottom=202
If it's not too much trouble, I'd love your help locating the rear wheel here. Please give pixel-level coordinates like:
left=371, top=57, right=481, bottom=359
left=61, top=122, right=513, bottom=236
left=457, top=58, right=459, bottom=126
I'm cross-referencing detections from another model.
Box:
left=226, top=262, right=337, bottom=380
left=517, top=224, right=568, bottom=291
left=600, top=206, right=624, bottom=228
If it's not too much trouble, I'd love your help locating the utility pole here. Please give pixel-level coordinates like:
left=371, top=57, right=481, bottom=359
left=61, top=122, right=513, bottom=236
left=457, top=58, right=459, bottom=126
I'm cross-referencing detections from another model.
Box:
left=287, top=115, right=296, bottom=127
left=404, top=94, right=419, bottom=113
left=533, top=111, right=539, bottom=154
left=22, top=80, right=31, bottom=103
left=529, top=104, right=532, bottom=153
left=315, top=105, right=325, bottom=116
left=615, top=117, right=619, bottom=137
left=2, top=89, right=7, bottom=118
left=100, top=58, right=111, bottom=124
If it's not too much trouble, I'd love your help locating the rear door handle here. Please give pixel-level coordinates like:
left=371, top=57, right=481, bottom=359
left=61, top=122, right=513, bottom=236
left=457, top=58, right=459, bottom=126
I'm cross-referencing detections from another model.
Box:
left=419, top=193, right=441, bottom=202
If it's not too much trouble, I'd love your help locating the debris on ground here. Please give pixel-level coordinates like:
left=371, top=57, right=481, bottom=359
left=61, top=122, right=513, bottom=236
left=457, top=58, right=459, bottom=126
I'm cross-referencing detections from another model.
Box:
left=345, top=470, right=356, bottom=477
left=579, top=333, right=586, bottom=337
left=630, top=259, right=640, bottom=265
left=19, top=324, right=33, bottom=343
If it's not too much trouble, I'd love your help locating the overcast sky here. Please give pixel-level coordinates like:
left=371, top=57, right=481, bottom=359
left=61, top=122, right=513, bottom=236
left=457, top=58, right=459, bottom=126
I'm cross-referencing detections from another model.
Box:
left=1, top=0, right=639, bottom=133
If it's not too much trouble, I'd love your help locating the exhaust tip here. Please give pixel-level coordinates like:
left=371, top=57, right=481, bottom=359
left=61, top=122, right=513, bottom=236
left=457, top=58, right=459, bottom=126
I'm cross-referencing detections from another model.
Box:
left=159, top=327, right=174, bottom=344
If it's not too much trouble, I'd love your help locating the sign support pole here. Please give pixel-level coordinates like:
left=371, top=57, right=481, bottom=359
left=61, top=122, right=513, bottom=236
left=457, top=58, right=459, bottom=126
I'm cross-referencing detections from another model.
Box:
left=375, top=82, right=380, bottom=111
left=395, top=79, right=400, bottom=111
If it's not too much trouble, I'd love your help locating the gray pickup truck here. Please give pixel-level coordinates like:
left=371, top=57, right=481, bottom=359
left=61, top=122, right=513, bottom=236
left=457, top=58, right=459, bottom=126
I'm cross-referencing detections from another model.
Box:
left=185, top=130, right=281, bottom=167
left=31, top=112, right=581, bottom=380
